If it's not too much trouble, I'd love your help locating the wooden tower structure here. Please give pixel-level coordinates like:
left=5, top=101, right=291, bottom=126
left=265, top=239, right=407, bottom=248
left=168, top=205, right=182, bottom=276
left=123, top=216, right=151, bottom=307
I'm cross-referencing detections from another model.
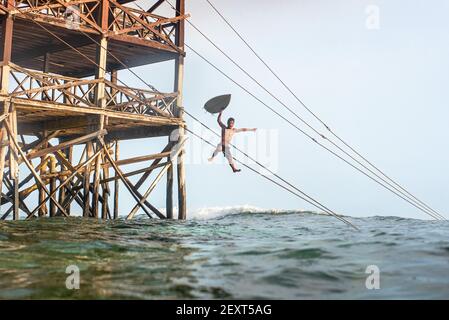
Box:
left=0, top=0, right=187, bottom=220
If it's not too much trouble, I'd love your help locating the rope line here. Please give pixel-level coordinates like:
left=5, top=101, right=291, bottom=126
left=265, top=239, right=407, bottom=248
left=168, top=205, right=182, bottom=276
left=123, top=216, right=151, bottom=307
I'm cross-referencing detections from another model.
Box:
left=184, top=126, right=358, bottom=230
left=184, top=109, right=358, bottom=227
left=160, top=0, right=444, bottom=220
left=202, top=0, right=445, bottom=220
left=182, top=46, right=443, bottom=221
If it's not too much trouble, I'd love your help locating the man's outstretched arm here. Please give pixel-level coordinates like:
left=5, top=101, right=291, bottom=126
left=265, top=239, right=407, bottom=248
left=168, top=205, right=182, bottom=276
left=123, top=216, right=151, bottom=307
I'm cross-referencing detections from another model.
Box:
left=235, top=128, right=257, bottom=133
left=217, top=111, right=226, bottom=129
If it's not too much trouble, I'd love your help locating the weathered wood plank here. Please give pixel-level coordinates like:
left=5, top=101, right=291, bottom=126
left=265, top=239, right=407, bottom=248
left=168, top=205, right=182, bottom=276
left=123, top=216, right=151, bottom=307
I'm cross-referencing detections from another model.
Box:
left=27, top=129, right=107, bottom=160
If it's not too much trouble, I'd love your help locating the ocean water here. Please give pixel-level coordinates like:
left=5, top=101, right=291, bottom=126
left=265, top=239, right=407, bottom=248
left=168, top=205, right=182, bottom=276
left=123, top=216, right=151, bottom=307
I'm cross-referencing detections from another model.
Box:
left=0, top=206, right=448, bottom=299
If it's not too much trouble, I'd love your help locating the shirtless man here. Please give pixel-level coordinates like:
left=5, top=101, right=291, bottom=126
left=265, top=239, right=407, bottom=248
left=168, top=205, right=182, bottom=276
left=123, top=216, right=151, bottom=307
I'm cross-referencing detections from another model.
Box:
left=208, top=111, right=257, bottom=173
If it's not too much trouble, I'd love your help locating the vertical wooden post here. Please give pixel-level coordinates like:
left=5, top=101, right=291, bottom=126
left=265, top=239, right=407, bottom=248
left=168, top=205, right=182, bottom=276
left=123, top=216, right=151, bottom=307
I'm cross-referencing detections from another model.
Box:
left=38, top=56, right=51, bottom=217
left=8, top=106, right=19, bottom=220
left=174, top=0, right=186, bottom=220
left=38, top=157, right=48, bottom=217
left=83, top=142, right=93, bottom=217
left=58, top=146, right=72, bottom=216
left=0, top=0, right=13, bottom=94
left=113, top=140, right=119, bottom=219
left=91, top=147, right=102, bottom=218
left=101, top=150, right=109, bottom=219
left=49, top=156, right=57, bottom=217
left=111, top=71, right=119, bottom=219
left=111, top=70, right=118, bottom=98
left=0, top=123, right=7, bottom=214
left=0, top=0, right=14, bottom=215
left=92, top=0, right=109, bottom=218
left=42, top=53, right=51, bottom=100
left=166, top=156, right=174, bottom=219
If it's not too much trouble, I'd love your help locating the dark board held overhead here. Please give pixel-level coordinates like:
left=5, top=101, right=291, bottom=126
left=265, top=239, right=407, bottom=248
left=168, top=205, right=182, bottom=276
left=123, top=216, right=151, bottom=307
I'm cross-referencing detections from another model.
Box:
left=204, top=94, right=232, bottom=114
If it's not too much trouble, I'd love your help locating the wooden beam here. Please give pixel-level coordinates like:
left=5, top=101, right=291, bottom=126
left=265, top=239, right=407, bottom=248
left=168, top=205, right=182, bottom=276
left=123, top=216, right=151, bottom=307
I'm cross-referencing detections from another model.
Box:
left=91, top=11, right=109, bottom=217
left=105, top=151, right=170, bottom=167
left=135, top=142, right=173, bottom=189
left=4, top=120, right=70, bottom=218
left=174, top=0, right=186, bottom=220
left=0, top=0, right=13, bottom=69
left=126, top=137, right=186, bottom=220
left=42, top=161, right=167, bottom=183
left=148, top=0, right=165, bottom=13
left=166, top=151, right=174, bottom=219
left=0, top=3, right=8, bottom=14
left=127, top=161, right=172, bottom=220
left=113, top=140, right=119, bottom=219
left=39, top=131, right=49, bottom=217
left=0, top=118, right=8, bottom=213
left=49, top=156, right=57, bottom=217
left=27, top=129, right=107, bottom=160
left=12, top=98, right=184, bottom=127
left=26, top=147, right=102, bottom=220
left=83, top=142, right=93, bottom=217
left=101, top=143, right=164, bottom=219
left=8, top=108, right=19, bottom=220
left=100, top=162, right=166, bottom=184
left=111, top=72, right=119, bottom=220
left=57, top=147, right=70, bottom=216
left=109, top=0, right=183, bottom=54
left=0, top=1, right=14, bottom=216
left=101, top=151, right=109, bottom=219
left=23, top=130, right=61, bottom=153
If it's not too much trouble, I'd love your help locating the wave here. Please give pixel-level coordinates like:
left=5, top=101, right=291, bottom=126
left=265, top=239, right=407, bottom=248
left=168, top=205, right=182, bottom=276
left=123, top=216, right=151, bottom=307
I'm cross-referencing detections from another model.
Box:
left=148, top=206, right=437, bottom=222
left=188, top=205, right=320, bottom=220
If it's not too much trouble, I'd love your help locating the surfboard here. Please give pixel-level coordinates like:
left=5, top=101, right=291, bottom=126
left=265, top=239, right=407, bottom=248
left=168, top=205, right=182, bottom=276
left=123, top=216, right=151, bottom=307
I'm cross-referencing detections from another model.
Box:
left=204, top=94, right=231, bottom=114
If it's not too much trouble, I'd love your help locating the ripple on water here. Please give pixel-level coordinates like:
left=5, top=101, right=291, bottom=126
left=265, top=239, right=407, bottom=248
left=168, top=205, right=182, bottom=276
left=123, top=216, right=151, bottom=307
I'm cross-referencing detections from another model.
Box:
left=1, top=213, right=449, bottom=299
left=277, top=248, right=335, bottom=260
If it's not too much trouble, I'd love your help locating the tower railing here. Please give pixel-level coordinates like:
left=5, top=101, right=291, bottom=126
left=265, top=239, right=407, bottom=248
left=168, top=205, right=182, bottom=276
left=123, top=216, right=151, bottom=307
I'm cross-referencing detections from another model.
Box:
left=10, top=0, right=187, bottom=53
left=3, top=63, right=179, bottom=117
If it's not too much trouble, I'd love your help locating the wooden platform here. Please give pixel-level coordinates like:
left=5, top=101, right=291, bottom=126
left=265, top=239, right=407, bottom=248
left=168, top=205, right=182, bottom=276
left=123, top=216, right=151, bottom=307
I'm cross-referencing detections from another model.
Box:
left=0, top=0, right=185, bottom=77
left=13, top=97, right=183, bottom=141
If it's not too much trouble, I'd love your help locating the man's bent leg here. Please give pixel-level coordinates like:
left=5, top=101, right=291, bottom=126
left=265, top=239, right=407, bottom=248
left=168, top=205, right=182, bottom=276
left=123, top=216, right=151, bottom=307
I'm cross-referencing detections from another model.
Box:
left=209, top=143, right=222, bottom=162
left=224, top=147, right=241, bottom=173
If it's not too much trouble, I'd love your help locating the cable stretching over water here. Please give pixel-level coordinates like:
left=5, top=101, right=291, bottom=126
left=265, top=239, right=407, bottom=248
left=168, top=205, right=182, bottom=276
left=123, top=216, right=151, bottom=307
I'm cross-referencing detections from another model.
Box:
left=182, top=45, right=442, bottom=221
left=159, top=0, right=444, bottom=220
left=184, top=109, right=360, bottom=228
left=184, top=126, right=358, bottom=230
left=202, top=0, right=446, bottom=220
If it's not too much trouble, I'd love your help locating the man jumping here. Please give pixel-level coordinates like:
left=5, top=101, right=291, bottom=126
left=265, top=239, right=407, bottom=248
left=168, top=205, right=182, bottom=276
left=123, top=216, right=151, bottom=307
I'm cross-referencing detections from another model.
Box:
left=208, top=111, right=257, bottom=173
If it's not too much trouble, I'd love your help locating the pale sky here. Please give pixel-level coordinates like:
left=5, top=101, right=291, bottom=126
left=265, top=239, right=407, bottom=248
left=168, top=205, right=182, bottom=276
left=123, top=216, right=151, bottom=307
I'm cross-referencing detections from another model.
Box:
left=117, top=0, right=449, bottom=219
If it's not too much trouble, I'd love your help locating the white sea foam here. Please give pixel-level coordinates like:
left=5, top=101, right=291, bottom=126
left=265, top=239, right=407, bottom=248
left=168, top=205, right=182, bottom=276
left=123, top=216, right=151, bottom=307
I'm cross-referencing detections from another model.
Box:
left=156, top=205, right=325, bottom=220
left=187, top=205, right=316, bottom=220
